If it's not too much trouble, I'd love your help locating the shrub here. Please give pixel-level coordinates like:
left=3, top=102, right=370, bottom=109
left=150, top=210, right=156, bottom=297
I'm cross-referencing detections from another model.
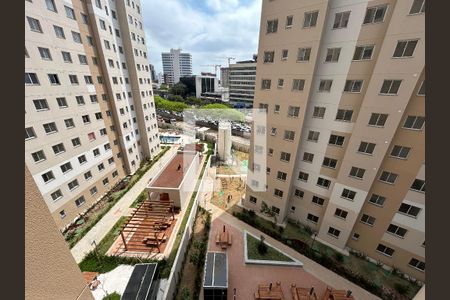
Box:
left=257, top=235, right=268, bottom=255
left=180, top=287, right=190, bottom=300
left=334, top=252, right=344, bottom=263
left=394, top=283, right=410, bottom=295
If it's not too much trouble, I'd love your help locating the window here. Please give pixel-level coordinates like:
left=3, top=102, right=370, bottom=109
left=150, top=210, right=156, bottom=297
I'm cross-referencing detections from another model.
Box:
left=82, top=115, right=91, bottom=124
left=33, top=99, right=49, bottom=111
left=103, top=178, right=109, bottom=186
left=48, top=73, right=60, bottom=85
left=292, top=79, right=305, bottom=91
left=60, top=162, right=72, bottom=173
left=65, top=6, right=75, bottom=19
left=271, top=206, right=280, bottom=215
left=387, top=224, right=407, bottom=238
left=277, top=171, right=287, bottom=181
left=270, top=127, right=277, bottom=136
left=100, top=128, right=107, bottom=136
left=376, top=244, right=395, bottom=257
left=286, top=15, right=293, bottom=28
left=261, top=79, right=271, bottom=90
left=313, top=106, right=326, bottom=118
left=108, top=157, right=114, bottom=164
left=31, top=150, right=46, bottom=162
left=43, top=122, right=58, bottom=134
left=329, top=134, right=345, bottom=146
left=317, top=177, right=331, bottom=189
left=27, top=17, right=42, bottom=32
left=294, top=189, right=304, bottom=198
left=274, top=189, right=284, bottom=198
left=78, top=54, right=87, bottom=64
left=98, top=163, right=105, bottom=171
left=57, top=97, right=68, bottom=108
left=390, top=145, right=411, bottom=159
left=46, top=0, right=57, bottom=12
left=322, top=157, right=337, bottom=169
left=93, top=148, right=100, bottom=157
left=288, top=106, right=300, bottom=117
left=369, top=194, right=386, bottom=206
left=325, top=48, right=341, bottom=62
left=410, top=179, right=425, bottom=192
left=280, top=152, right=291, bottom=162
left=90, top=95, right=98, bottom=103
left=352, top=233, right=360, bottom=240
left=90, top=186, right=98, bottom=196
left=369, top=113, right=388, bottom=127
left=267, top=19, right=278, bottom=33
left=249, top=196, right=257, bottom=204
left=51, top=190, right=63, bottom=201
left=361, top=214, right=376, bottom=226
left=303, top=152, right=314, bottom=163
left=333, top=11, right=350, bottom=29
left=409, top=0, right=425, bottom=15
left=379, top=171, right=398, bottom=184
left=112, top=171, right=118, bottom=178
left=297, top=48, right=311, bottom=61
left=88, top=132, right=96, bottom=141
left=303, top=11, right=318, bottom=28
left=417, top=81, right=425, bottom=96
left=318, top=80, right=332, bottom=92
left=84, top=171, right=92, bottom=180
left=264, top=51, right=274, bottom=63
left=353, top=45, right=374, bottom=60
left=281, top=49, right=288, bottom=60
left=59, top=210, right=66, bottom=219
left=38, top=47, right=52, bottom=60
left=358, top=142, right=376, bottom=155
left=403, top=115, right=425, bottom=130
left=277, top=79, right=284, bottom=88
left=22, top=70, right=39, bottom=83
left=95, top=112, right=103, bottom=120
left=344, top=80, right=363, bottom=92
left=284, top=130, right=295, bottom=141
left=334, top=208, right=348, bottom=219
left=81, top=13, right=88, bottom=24
left=341, top=188, right=356, bottom=200
left=393, top=40, right=418, bottom=58
left=312, top=196, right=325, bottom=206
left=68, top=75, right=78, bottom=85
left=62, top=51, right=72, bottom=63
left=328, top=227, right=341, bottom=238
left=298, top=171, right=309, bottom=182
left=75, top=96, right=85, bottom=105
left=42, top=171, right=55, bottom=183
left=25, top=127, right=36, bottom=140
left=54, top=25, right=65, bottom=39
left=68, top=179, right=79, bottom=191
left=307, top=130, right=319, bottom=142
left=335, top=109, right=353, bottom=122
left=78, top=155, right=87, bottom=164
left=399, top=203, right=421, bottom=217
left=64, top=118, right=74, bottom=128
left=307, top=214, right=319, bottom=224
left=349, top=167, right=365, bottom=179
left=75, top=196, right=86, bottom=207
left=363, top=5, right=388, bottom=24
left=409, top=258, right=425, bottom=271
left=380, top=80, right=401, bottom=95
left=72, top=31, right=82, bottom=43
left=71, top=138, right=81, bottom=147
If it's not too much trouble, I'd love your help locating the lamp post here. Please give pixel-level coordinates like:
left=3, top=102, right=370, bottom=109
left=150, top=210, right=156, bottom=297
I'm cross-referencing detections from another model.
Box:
left=310, top=232, right=317, bottom=251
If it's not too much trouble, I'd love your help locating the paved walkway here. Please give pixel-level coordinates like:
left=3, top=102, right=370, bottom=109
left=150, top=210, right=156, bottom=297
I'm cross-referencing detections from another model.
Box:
left=71, top=146, right=178, bottom=263
left=202, top=201, right=380, bottom=300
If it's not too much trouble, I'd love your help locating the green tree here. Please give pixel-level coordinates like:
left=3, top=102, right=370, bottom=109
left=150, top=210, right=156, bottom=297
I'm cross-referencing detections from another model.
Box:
left=169, top=82, right=188, bottom=97
left=186, top=96, right=203, bottom=106
left=154, top=95, right=189, bottom=112
left=168, top=94, right=185, bottom=103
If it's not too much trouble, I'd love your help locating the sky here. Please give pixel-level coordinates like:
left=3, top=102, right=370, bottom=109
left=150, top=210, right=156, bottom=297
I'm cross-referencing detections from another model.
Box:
left=142, top=0, right=262, bottom=76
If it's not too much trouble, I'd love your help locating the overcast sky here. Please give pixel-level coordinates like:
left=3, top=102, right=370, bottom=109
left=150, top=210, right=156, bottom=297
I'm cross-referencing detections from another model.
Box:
left=142, top=0, right=262, bottom=75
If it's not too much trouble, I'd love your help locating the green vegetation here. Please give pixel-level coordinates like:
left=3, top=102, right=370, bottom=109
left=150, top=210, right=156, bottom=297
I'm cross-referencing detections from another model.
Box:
left=155, top=95, right=189, bottom=112
left=130, top=190, right=147, bottom=208
left=102, top=292, right=121, bottom=300
left=233, top=208, right=421, bottom=299
left=246, top=233, right=293, bottom=262
left=169, top=82, right=188, bottom=97
left=65, top=147, right=170, bottom=248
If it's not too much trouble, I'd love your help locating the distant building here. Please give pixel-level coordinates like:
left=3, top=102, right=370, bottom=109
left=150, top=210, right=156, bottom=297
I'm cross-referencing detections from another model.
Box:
left=228, top=59, right=256, bottom=108
left=161, top=48, right=192, bottom=85
left=157, top=72, right=164, bottom=85
left=179, top=74, right=229, bottom=103
left=220, top=67, right=230, bottom=88
left=149, top=64, right=157, bottom=82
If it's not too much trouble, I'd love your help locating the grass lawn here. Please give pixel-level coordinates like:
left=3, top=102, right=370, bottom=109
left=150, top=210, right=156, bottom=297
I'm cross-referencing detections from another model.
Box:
left=246, top=233, right=293, bottom=262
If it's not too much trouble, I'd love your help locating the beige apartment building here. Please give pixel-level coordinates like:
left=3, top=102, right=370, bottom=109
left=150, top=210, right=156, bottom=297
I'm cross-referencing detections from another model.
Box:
left=25, top=0, right=160, bottom=229
left=245, top=0, right=425, bottom=282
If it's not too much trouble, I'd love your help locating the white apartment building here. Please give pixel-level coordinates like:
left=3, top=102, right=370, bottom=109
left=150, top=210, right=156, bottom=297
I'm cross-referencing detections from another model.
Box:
left=161, top=48, right=192, bottom=85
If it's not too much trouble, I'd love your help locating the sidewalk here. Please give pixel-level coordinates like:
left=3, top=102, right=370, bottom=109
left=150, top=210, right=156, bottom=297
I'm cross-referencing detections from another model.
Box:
left=202, top=202, right=380, bottom=300
left=71, top=146, right=178, bottom=263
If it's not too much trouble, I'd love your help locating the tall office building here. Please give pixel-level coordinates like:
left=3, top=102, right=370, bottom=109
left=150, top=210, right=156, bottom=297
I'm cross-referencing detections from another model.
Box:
left=25, top=0, right=160, bottom=229
left=228, top=60, right=257, bottom=108
left=220, top=67, right=230, bottom=88
left=149, top=63, right=157, bottom=82
left=161, top=48, right=193, bottom=85
left=245, top=0, right=425, bottom=282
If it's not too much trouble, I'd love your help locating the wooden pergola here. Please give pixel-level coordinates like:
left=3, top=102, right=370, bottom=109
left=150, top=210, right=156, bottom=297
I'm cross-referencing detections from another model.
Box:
left=119, top=198, right=176, bottom=253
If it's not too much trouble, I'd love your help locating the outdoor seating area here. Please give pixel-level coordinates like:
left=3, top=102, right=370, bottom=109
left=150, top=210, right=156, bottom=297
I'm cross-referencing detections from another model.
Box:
left=117, top=198, right=177, bottom=253
left=254, top=281, right=285, bottom=300
left=322, top=287, right=355, bottom=300
left=291, top=284, right=317, bottom=300
left=215, top=225, right=233, bottom=249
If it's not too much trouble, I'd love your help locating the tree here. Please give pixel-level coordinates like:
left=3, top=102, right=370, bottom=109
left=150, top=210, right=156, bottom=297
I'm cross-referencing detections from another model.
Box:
left=169, top=82, right=188, bottom=97
left=154, top=95, right=188, bottom=112
left=186, top=96, right=203, bottom=106
left=168, top=94, right=185, bottom=103
left=198, top=103, right=244, bottom=122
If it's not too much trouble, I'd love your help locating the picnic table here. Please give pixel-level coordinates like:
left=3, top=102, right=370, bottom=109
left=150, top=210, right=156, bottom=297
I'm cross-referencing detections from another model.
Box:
left=254, top=282, right=285, bottom=300
left=291, top=284, right=317, bottom=300
left=322, top=287, right=355, bottom=300
left=215, top=225, right=233, bottom=249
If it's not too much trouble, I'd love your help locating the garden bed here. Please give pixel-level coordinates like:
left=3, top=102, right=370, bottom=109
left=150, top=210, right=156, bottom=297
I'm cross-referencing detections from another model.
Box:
left=245, top=231, right=294, bottom=263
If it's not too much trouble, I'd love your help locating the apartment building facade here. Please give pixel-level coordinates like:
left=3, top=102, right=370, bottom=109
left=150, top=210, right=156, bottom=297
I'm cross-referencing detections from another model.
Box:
left=161, top=48, right=193, bottom=85
left=245, top=0, right=425, bottom=281
left=228, top=60, right=257, bottom=108
left=25, top=0, right=160, bottom=229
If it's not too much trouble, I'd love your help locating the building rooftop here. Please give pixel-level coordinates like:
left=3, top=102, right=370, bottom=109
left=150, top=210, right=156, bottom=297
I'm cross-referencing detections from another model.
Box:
left=149, top=151, right=196, bottom=188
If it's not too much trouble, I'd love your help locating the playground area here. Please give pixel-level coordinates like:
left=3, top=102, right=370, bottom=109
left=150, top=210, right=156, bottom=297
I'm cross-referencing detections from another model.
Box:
left=216, top=150, right=249, bottom=175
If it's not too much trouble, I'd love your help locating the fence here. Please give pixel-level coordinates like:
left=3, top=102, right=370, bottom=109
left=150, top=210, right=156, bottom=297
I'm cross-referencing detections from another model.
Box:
left=160, top=156, right=212, bottom=299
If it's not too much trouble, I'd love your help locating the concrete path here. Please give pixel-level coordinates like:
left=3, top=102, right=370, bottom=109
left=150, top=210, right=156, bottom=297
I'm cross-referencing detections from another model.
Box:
left=71, top=146, right=178, bottom=263
left=202, top=201, right=381, bottom=300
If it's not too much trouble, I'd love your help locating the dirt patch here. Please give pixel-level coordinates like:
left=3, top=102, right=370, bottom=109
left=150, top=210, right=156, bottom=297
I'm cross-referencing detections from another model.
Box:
left=211, top=177, right=246, bottom=214
left=216, top=150, right=248, bottom=175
